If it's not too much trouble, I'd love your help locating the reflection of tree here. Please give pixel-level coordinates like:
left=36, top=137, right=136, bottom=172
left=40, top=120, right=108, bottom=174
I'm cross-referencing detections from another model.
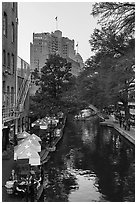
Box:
left=93, top=126, right=135, bottom=201
left=43, top=117, right=134, bottom=202
left=44, top=167, right=78, bottom=202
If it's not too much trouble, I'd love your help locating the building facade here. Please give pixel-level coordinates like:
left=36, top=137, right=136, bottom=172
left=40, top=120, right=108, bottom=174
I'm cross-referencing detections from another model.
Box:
left=17, top=57, right=31, bottom=134
left=2, top=2, right=31, bottom=151
left=30, top=30, right=84, bottom=76
left=2, top=2, right=18, bottom=150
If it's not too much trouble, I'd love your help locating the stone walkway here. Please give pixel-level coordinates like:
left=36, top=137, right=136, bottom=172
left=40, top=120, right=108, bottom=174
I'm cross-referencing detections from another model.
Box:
left=100, top=115, right=135, bottom=145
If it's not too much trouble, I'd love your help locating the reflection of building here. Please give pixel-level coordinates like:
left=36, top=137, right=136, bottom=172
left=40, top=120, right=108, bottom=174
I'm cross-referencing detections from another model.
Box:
left=30, top=30, right=84, bottom=76
left=2, top=2, right=31, bottom=152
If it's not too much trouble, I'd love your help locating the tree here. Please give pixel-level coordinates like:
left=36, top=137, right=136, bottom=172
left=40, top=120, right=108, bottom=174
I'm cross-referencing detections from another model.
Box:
left=78, top=36, right=135, bottom=114
left=110, top=41, right=135, bottom=118
left=30, top=54, right=77, bottom=117
left=72, top=2, right=134, bottom=118
left=91, top=2, right=135, bottom=36
left=88, top=3, right=135, bottom=118
left=78, top=53, right=118, bottom=110
left=89, top=26, right=132, bottom=55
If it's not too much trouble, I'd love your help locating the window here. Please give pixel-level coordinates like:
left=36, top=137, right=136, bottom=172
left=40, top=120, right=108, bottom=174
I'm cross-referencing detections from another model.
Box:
left=3, top=50, right=6, bottom=65
left=7, top=86, right=10, bottom=106
left=7, top=53, right=10, bottom=68
left=11, top=54, right=14, bottom=74
left=11, top=2, right=15, bottom=10
left=24, top=63, right=26, bottom=71
left=11, top=87, right=14, bottom=105
left=11, top=23, right=14, bottom=43
left=18, top=118, right=20, bottom=132
left=2, top=81, right=6, bottom=106
left=3, top=12, right=7, bottom=36
left=3, top=81, right=6, bottom=93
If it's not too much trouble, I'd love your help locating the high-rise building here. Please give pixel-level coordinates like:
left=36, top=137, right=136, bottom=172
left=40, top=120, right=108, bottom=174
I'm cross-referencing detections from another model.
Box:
left=2, top=2, right=31, bottom=152
left=30, top=30, right=84, bottom=76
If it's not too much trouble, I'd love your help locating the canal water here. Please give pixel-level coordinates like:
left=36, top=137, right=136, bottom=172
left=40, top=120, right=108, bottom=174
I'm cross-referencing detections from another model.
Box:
left=42, top=116, right=135, bottom=202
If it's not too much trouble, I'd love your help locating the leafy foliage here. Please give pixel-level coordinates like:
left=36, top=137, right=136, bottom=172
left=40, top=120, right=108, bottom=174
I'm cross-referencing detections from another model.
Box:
left=29, top=54, right=85, bottom=117
left=79, top=34, right=135, bottom=113
left=77, top=2, right=135, bottom=117
left=91, top=2, right=135, bottom=35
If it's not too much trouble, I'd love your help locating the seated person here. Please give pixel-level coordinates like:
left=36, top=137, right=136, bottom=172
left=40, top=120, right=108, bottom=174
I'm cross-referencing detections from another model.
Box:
left=13, top=181, right=26, bottom=195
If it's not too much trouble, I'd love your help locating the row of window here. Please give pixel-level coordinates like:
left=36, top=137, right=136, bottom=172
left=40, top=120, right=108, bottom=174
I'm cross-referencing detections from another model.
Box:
left=3, top=12, right=15, bottom=42
left=2, top=84, right=15, bottom=107
left=18, top=116, right=29, bottom=132
left=11, top=2, right=16, bottom=11
left=3, top=50, right=15, bottom=74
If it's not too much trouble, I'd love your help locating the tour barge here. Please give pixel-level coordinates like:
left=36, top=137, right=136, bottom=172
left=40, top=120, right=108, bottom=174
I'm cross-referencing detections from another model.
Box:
left=40, top=115, right=66, bottom=164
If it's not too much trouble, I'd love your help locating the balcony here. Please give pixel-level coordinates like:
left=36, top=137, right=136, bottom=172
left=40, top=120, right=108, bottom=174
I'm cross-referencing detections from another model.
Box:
left=2, top=74, right=31, bottom=124
left=2, top=105, right=19, bottom=123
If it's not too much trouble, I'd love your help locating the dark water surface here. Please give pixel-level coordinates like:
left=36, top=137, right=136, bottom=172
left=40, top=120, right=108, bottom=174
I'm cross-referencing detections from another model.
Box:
left=42, top=117, right=135, bottom=202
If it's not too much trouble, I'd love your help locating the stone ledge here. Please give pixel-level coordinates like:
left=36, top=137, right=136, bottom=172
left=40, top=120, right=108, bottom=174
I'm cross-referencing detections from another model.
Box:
left=100, top=121, right=135, bottom=145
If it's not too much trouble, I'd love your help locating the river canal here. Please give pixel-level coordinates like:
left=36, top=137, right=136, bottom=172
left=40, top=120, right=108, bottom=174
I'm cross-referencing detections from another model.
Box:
left=41, top=116, right=135, bottom=202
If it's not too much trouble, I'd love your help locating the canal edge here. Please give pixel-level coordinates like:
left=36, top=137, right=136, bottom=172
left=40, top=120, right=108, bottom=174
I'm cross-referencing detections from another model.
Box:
left=100, top=122, right=135, bottom=145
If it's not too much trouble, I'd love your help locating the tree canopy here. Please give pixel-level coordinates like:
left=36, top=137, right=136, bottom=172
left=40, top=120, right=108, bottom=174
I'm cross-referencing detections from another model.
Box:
left=77, top=2, right=135, bottom=117
left=29, top=54, right=85, bottom=118
left=91, top=2, right=135, bottom=35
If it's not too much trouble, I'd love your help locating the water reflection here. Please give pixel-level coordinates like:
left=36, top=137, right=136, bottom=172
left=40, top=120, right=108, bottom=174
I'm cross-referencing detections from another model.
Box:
left=42, top=116, right=135, bottom=202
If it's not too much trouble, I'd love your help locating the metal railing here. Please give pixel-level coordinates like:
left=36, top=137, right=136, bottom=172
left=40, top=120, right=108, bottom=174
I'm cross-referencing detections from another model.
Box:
left=17, top=74, right=31, bottom=112
left=17, top=74, right=31, bottom=105
left=2, top=74, right=31, bottom=123
left=2, top=105, right=19, bottom=122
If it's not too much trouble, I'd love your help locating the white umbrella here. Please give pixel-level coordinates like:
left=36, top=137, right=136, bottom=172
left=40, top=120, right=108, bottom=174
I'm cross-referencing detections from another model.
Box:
left=17, top=148, right=40, bottom=166
left=17, top=131, right=30, bottom=139
left=14, top=137, right=41, bottom=156
left=24, top=138, right=41, bottom=149
left=17, top=134, right=41, bottom=145
left=14, top=142, right=40, bottom=160
left=22, top=138, right=41, bottom=152
left=30, top=134, right=41, bottom=142
left=31, top=118, right=49, bottom=129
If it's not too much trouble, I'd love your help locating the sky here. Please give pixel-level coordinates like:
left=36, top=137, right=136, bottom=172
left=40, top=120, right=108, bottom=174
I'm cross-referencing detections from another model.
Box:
left=18, top=1, right=100, bottom=64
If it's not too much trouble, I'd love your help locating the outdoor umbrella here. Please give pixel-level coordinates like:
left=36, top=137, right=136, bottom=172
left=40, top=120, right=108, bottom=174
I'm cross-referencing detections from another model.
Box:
left=17, top=148, right=40, bottom=166
left=24, top=138, right=41, bottom=152
left=21, top=138, right=41, bottom=152
left=14, top=141, right=40, bottom=160
left=17, top=131, right=30, bottom=139
left=31, top=118, right=49, bottom=129
left=30, top=133, right=42, bottom=142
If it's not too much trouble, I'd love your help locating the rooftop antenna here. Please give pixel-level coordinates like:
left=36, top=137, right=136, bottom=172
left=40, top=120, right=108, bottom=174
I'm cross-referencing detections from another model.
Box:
left=55, top=16, right=58, bottom=30
left=76, top=42, right=79, bottom=53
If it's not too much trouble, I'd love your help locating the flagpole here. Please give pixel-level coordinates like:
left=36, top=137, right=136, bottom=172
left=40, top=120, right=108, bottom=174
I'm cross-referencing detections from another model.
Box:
left=55, top=17, right=58, bottom=30
left=76, top=42, right=79, bottom=53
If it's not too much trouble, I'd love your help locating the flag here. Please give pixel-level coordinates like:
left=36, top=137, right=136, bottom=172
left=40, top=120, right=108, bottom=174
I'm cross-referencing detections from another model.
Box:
left=55, top=16, right=58, bottom=21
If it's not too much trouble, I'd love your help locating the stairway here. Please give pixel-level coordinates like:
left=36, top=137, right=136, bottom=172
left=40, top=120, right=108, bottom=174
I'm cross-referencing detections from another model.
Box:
left=2, top=74, right=31, bottom=123
left=17, top=74, right=31, bottom=113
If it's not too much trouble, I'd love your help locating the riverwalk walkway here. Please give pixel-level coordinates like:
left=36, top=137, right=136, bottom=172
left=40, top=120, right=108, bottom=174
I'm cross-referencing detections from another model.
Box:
left=100, top=115, right=135, bottom=145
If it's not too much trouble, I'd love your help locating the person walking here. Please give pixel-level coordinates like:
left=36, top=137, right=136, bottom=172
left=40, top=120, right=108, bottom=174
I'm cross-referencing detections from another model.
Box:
left=119, top=114, right=122, bottom=128
left=127, top=119, right=131, bottom=131
left=123, top=118, right=127, bottom=130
